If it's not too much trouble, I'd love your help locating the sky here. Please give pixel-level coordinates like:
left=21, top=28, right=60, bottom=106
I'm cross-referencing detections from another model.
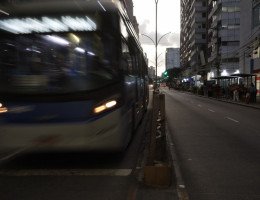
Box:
left=132, top=0, right=180, bottom=75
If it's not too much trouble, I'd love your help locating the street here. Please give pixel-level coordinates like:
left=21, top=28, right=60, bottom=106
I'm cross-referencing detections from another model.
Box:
left=1, top=87, right=259, bottom=200
left=162, top=88, right=260, bottom=200
left=0, top=108, right=150, bottom=200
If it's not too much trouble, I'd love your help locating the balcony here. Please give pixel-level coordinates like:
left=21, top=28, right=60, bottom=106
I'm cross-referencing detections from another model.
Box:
left=208, top=1, right=221, bottom=19
left=196, top=28, right=207, bottom=33
left=195, top=6, right=207, bottom=12
left=191, top=6, right=207, bottom=17
left=195, top=15, right=207, bottom=23
left=190, top=49, right=198, bottom=57
left=209, top=17, right=219, bottom=28
left=190, top=60, right=197, bottom=68
left=208, top=37, right=218, bottom=48
left=208, top=51, right=218, bottom=62
left=191, top=38, right=207, bottom=47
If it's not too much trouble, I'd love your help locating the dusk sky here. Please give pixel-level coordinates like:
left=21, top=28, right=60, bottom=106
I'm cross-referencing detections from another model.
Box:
left=133, top=0, right=180, bottom=75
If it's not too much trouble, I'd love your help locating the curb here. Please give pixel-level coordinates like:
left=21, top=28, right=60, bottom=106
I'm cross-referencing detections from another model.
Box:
left=174, top=90, right=260, bottom=110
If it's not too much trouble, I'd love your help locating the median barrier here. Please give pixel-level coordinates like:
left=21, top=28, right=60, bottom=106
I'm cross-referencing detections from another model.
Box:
left=144, top=91, right=172, bottom=187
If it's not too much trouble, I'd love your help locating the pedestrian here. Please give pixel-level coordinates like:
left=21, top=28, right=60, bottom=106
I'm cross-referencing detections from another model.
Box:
left=233, top=84, right=239, bottom=102
left=249, top=83, right=256, bottom=103
left=245, top=89, right=250, bottom=104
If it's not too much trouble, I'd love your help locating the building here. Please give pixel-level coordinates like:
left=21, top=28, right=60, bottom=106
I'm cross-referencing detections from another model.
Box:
left=180, top=0, right=208, bottom=78
left=148, top=66, right=156, bottom=80
left=239, top=0, right=260, bottom=100
left=124, top=0, right=139, bottom=37
left=207, top=0, right=240, bottom=79
left=165, top=48, right=180, bottom=70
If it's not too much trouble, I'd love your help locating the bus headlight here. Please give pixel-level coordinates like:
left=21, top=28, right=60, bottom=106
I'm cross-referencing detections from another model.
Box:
left=0, top=102, right=8, bottom=113
left=93, top=100, right=117, bottom=114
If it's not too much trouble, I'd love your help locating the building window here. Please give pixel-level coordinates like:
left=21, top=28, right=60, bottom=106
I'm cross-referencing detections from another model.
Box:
left=253, top=3, right=260, bottom=28
left=222, top=6, right=240, bottom=12
left=202, top=34, right=206, bottom=39
left=202, top=13, right=206, bottom=18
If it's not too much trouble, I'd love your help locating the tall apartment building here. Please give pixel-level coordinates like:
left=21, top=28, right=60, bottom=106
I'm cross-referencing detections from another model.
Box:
left=124, top=0, right=139, bottom=37
left=239, top=0, right=260, bottom=100
left=165, top=48, right=180, bottom=70
left=180, top=0, right=207, bottom=77
left=207, top=0, right=240, bottom=79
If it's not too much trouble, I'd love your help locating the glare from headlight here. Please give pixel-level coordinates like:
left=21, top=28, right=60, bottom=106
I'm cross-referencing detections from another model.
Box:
left=0, top=102, right=8, bottom=113
left=94, top=105, right=106, bottom=114
left=105, top=100, right=117, bottom=108
left=94, top=100, right=117, bottom=114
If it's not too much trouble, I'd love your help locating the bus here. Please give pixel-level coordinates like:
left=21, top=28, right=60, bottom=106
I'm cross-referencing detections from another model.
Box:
left=0, top=0, right=149, bottom=153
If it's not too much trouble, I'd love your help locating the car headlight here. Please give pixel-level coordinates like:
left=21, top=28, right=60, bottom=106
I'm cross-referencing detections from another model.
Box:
left=0, top=102, right=8, bottom=113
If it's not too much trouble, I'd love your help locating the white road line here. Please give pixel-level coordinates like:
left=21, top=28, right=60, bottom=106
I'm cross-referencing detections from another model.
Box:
left=0, top=147, right=28, bottom=162
left=0, top=169, right=132, bottom=177
left=208, top=109, right=215, bottom=113
left=226, top=117, right=239, bottom=123
left=197, top=104, right=202, bottom=107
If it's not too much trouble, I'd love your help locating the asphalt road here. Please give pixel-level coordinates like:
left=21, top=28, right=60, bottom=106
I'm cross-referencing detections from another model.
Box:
left=0, top=108, right=150, bottom=200
left=162, top=88, right=260, bottom=200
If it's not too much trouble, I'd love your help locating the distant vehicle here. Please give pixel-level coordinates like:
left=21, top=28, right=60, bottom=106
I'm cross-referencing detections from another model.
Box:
left=160, top=83, right=167, bottom=87
left=0, top=0, right=149, bottom=152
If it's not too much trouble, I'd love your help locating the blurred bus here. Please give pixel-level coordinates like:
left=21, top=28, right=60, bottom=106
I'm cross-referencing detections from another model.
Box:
left=0, top=0, right=149, bottom=153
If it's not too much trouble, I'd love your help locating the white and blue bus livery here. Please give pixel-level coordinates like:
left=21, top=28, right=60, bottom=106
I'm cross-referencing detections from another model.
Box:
left=0, top=0, right=149, bottom=152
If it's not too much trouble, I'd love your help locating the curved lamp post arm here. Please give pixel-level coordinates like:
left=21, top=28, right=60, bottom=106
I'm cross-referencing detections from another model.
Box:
left=157, top=52, right=163, bottom=59
left=141, top=34, right=155, bottom=46
left=157, top=32, right=171, bottom=45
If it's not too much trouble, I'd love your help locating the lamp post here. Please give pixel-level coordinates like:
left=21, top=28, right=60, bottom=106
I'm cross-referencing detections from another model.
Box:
left=155, top=0, right=158, bottom=88
left=140, top=0, right=171, bottom=89
left=141, top=32, right=171, bottom=88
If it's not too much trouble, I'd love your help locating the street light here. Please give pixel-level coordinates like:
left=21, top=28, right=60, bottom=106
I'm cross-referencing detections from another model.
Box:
left=140, top=0, right=171, bottom=89
left=155, top=0, right=158, bottom=88
left=141, top=32, right=171, bottom=86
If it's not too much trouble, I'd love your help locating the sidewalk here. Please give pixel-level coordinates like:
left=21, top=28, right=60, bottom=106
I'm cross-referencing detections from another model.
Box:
left=199, top=95, right=260, bottom=110
left=173, top=88, right=260, bottom=110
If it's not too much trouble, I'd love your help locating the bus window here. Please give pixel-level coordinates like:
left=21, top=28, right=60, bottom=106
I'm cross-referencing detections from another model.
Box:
left=0, top=31, right=118, bottom=95
left=121, top=40, right=134, bottom=75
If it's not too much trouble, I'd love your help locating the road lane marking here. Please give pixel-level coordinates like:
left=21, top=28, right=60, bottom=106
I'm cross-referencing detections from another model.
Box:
left=197, top=104, right=202, bottom=107
left=226, top=117, right=239, bottom=123
left=0, top=147, right=28, bottom=162
left=208, top=109, right=215, bottom=113
left=0, top=169, right=132, bottom=177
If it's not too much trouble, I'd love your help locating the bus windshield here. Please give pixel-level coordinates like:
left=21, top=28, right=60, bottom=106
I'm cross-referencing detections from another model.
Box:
left=0, top=15, right=119, bottom=96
